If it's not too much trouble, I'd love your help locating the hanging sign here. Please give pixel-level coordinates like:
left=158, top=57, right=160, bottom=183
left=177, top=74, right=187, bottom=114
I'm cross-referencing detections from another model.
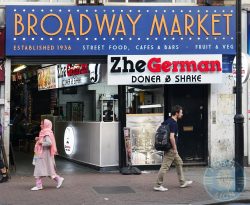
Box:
left=0, top=29, right=5, bottom=59
left=6, top=6, right=236, bottom=56
left=232, top=53, right=250, bottom=84
left=0, top=63, right=4, bottom=82
left=38, top=64, right=100, bottom=90
left=108, top=54, right=222, bottom=85
left=57, top=64, right=89, bottom=88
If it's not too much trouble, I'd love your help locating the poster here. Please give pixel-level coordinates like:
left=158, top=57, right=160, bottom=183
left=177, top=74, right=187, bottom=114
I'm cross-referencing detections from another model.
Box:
left=126, top=113, right=164, bottom=165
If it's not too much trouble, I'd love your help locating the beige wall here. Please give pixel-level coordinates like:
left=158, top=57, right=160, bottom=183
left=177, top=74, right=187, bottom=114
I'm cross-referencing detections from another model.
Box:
left=242, top=0, right=250, bottom=4
left=208, top=74, right=235, bottom=167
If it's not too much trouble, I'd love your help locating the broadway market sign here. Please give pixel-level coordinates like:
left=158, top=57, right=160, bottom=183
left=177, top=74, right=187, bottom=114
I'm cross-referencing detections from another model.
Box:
left=6, top=6, right=235, bottom=56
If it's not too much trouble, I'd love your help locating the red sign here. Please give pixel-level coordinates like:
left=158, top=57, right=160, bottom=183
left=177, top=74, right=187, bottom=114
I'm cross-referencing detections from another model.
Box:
left=0, top=29, right=5, bottom=59
left=0, top=28, right=5, bottom=82
left=0, top=63, right=4, bottom=82
left=110, top=57, right=222, bottom=74
left=66, top=64, right=89, bottom=77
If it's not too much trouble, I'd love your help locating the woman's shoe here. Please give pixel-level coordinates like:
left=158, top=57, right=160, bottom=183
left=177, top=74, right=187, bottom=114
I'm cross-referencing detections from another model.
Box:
left=56, top=177, right=64, bottom=189
left=0, top=175, right=9, bottom=183
left=30, top=186, right=43, bottom=191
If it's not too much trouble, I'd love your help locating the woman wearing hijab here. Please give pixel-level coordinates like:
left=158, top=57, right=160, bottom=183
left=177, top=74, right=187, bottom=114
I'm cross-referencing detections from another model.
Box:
left=0, top=159, right=8, bottom=183
left=31, top=119, right=64, bottom=191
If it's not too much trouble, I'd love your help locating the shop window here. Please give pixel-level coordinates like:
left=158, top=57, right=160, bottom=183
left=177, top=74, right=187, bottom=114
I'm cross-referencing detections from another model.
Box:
left=126, top=86, right=164, bottom=114
left=99, top=95, right=118, bottom=122
left=126, top=85, right=164, bottom=166
left=0, top=8, right=4, bottom=28
left=66, top=102, right=84, bottom=121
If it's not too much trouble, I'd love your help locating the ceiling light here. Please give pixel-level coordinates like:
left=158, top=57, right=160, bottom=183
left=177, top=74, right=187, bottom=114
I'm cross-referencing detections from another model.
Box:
left=139, top=104, right=162, bottom=109
left=13, top=65, right=27, bottom=73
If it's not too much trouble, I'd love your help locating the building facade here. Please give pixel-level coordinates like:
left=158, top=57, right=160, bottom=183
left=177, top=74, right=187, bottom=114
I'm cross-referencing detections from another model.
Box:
left=1, top=0, right=250, bottom=170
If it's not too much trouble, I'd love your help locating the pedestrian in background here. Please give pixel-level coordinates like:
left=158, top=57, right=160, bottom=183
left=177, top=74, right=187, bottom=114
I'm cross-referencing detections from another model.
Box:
left=154, top=105, right=192, bottom=191
left=0, top=122, right=9, bottom=183
left=31, top=119, right=64, bottom=191
left=0, top=159, right=8, bottom=183
left=103, top=101, right=117, bottom=122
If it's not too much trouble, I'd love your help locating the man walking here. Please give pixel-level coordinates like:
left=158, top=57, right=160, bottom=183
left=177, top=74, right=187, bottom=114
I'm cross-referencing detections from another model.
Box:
left=154, top=105, right=192, bottom=191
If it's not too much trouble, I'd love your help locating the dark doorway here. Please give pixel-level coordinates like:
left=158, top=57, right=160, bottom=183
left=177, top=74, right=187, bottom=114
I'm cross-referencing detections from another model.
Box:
left=165, top=85, right=208, bottom=164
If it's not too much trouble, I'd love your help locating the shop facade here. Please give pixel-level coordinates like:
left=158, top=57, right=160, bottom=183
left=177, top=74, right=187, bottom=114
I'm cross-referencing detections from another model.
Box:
left=3, top=4, right=241, bottom=169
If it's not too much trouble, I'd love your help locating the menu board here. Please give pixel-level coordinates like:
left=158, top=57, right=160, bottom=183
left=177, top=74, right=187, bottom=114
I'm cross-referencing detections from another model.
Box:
left=126, top=113, right=164, bottom=165
left=37, top=65, right=57, bottom=90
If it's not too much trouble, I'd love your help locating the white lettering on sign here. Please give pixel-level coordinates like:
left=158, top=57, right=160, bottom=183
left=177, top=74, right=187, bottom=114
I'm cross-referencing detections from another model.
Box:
left=57, top=64, right=89, bottom=87
left=108, top=54, right=222, bottom=85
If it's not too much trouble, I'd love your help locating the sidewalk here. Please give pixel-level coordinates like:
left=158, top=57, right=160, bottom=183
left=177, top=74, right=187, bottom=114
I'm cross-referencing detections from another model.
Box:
left=0, top=154, right=250, bottom=205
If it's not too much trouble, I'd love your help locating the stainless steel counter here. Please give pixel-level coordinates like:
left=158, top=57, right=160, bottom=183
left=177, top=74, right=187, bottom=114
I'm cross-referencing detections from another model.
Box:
left=55, top=121, right=119, bottom=168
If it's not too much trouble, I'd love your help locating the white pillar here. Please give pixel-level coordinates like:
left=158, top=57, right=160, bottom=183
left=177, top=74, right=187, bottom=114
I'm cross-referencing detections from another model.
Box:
left=3, top=58, right=11, bottom=163
left=209, top=74, right=235, bottom=167
left=242, top=10, right=249, bottom=166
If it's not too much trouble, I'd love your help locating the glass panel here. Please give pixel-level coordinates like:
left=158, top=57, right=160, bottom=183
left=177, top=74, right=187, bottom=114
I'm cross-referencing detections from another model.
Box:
left=0, top=9, right=4, bottom=28
left=99, top=98, right=118, bottom=122
left=126, top=86, right=164, bottom=114
left=66, top=102, right=84, bottom=121
left=126, top=113, right=164, bottom=165
left=125, top=85, right=164, bottom=165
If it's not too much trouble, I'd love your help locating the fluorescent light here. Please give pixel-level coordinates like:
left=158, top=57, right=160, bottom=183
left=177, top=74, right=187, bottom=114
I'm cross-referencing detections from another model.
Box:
left=139, top=104, right=162, bottom=109
left=13, top=65, right=27, bottom=73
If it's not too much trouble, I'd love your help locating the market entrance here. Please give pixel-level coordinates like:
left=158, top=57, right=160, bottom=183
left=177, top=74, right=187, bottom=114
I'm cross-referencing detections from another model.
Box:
left=10, top=64, right=50, bottom=153
left=165, top=84, right=208, bottom=164
left=9, top=58, right=117, bottom=172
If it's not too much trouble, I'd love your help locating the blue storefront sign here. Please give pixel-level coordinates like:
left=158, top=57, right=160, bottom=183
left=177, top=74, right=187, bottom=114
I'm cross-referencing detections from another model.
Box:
left=222, top=54, right=235, bottom=73
left=248, top=12, right=250, bottom=55
left=6, top=6, right=235, bottom=56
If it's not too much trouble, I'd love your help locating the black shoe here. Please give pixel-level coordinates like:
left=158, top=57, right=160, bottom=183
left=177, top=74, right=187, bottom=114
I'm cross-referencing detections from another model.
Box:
left=0, top=175, right=9, bottom=183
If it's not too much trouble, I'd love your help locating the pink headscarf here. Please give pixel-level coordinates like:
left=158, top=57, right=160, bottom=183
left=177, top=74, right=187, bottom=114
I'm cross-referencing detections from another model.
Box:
left=34, top=119, right=58, bottom=156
